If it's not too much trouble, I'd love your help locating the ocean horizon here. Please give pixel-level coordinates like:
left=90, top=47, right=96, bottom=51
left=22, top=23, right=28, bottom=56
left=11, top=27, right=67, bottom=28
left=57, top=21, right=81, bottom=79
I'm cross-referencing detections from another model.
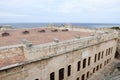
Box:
left=0, top=23, right=120, bottom=29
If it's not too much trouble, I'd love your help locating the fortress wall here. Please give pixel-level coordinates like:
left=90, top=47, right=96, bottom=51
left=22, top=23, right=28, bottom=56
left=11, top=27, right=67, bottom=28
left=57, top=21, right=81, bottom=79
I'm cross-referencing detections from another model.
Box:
left=24, top=32, right=117, bottom=61
left=0, top=32, right=118, bottom=80
left=0, top=45, right=26, bottom=68
left=0, top=38, right=117, bottom=80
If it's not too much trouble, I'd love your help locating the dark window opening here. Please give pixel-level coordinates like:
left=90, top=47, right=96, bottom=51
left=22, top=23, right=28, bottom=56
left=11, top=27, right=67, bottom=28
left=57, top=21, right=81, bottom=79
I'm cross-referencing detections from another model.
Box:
left=83, top=59, right=86, bottom=69
left=88, top=57, right=91, bottom=66
left=50, top=72, right=55, bottom=80
left=77, top=61, right=81, bottom=71
left=104, top=61, right=106, bottom=66
left=87, top=71, right=89, bottom=78
left=76, top=77, right=79, bottom=80
left=100, top=64, right=102, bottom=69
left=59, top=68, right=64, bottom=80
left=115, top=51, right=119, bottom=58
left=81, top=74, right=85, bottom=80
left=93, top=68, right=95, bottom=73
left=22, top=31, right=29, bottom=34
left=98, top=52, right=101, bottom=60
left=35, top=79, right=39, bottom=80
left=107, top=59, right=109, bottom=64
left=101, top=51, right=104, bottom=59
left=2, top=32, right=10, bottom=37
left=94, top=54, right=97, bottom=62
left=96, top=65, right=99, bottom=71
left=68, top=65, right=71, bottom=76
left=108, top=48, right=110, bottom=55
left=106, top=49, right=108, bottom=56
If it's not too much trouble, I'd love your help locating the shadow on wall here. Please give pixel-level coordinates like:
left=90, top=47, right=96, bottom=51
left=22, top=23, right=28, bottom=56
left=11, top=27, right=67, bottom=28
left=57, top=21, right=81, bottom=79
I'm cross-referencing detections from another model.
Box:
left=115, top=51, right=120, bottom=59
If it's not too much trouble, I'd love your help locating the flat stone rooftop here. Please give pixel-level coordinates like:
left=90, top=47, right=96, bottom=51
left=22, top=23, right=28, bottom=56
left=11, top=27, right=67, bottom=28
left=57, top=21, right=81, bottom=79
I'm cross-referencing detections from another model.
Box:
left=0, top=27, right=92, bottom=47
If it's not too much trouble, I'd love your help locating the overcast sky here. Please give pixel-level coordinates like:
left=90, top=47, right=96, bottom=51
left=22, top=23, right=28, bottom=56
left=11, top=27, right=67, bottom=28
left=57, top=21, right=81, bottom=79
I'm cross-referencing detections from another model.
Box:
left=0, top=0, right=120, bottom=23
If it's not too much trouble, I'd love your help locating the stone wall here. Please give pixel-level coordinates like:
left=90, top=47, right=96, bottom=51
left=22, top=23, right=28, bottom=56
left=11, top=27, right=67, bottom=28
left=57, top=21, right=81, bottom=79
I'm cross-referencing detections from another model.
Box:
left=0, top=38, right=117, bottom=80
left=0, top=45, right=26, bottom=68
left=24, top=32, right=118, bottom=62
left=0, top=31, right=118, bottom=80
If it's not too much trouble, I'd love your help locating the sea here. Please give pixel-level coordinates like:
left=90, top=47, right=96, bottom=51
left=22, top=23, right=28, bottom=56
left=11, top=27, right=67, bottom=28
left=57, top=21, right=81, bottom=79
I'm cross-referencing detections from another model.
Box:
left=0, top=23, right=120, bottom=29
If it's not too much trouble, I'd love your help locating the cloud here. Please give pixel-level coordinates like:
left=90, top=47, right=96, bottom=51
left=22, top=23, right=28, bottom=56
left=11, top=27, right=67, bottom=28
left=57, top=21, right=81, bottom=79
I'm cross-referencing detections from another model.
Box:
left=58, top=0, right=120, bottom=14
left=0, top=0, right=120, bottom=23
left=0, top=12, right=28, bottom=17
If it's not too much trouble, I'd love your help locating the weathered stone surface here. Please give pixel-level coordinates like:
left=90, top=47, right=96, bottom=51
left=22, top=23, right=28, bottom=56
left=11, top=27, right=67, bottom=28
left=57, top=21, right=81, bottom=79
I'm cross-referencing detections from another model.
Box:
left=0, top=27, right=118, bottom=80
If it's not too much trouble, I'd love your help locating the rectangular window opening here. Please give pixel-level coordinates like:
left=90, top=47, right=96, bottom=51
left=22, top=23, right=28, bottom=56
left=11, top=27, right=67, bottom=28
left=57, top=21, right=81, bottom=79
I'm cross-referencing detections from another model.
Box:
left=81, top=74, right=85, bottom=80
left=59, top=68, right=64, bottom=80
left=96, top=65, right=99, bottom=71
left=76, top=77, right=79, bottom=80
left=68, top=65, right=71, bottom=76
left=100, top=63, right=102, bottom=69
left=108, top=48, right=111, bottom=55
left=98, top=52, right=101, bottom=60
left=77, top=61, right=81, bottom=71
left=88, top=57, right=91, bottom=66
left=83, top=59, right=86, bottom=69
left=93, top=68, right=95, bottom=73
left=50, top=72, right=55, bottom=80
left=94, top=54, right=97, bottom=62
left=101, top=51, right=104, bottom=59
left=106, top=49, right=108, bottom=56
left=87, top=71, right=89, bottom=78
left=107, top=59, right=109, bottom=64
left=104, top=61, right=106, bottom=66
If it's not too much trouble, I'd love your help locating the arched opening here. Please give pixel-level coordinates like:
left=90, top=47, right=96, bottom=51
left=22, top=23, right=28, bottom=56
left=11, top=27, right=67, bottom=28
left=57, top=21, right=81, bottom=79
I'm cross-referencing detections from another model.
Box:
left=2, top=32, right=10, bottom=37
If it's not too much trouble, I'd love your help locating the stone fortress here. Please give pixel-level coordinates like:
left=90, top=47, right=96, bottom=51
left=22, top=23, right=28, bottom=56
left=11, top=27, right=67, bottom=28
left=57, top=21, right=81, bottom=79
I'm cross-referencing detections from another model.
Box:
left=0, top=24, right=120, bottom=80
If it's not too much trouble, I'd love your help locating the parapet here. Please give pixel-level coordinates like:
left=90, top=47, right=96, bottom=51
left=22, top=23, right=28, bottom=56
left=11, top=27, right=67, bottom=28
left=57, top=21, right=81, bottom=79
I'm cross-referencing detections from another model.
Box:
left=24, top=32, right=118, bottom=60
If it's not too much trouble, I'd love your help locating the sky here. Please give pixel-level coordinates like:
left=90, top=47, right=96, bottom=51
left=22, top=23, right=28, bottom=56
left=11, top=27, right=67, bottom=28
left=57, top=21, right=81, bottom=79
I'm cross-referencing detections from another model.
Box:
left=0, top=0, right=120, bottom=23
